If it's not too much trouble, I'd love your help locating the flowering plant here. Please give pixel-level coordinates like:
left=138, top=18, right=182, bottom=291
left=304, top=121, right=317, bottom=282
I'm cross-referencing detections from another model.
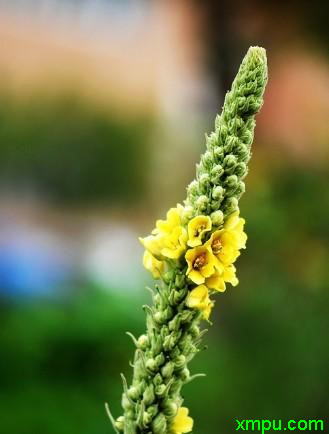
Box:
left=107, top=46, right=268, bottom=434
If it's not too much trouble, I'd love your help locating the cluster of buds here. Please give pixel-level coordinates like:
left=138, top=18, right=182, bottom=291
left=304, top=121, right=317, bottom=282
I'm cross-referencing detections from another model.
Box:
left=108, top=46, right=268, bottom=434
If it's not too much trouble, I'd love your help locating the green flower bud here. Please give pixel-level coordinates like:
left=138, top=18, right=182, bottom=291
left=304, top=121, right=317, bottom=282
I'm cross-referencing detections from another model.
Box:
left=147, top=404, right=158, bottom=419
left=163, top=331, right=180, bottom=351
left=146, top=358, right=157, bottom=373
left=195, top=195, right=209, bottom=210
left=142, top=411, right=152, bottom=427
left=127, top=386, right=140, bottom=401
left=180, top=367, right=190, bottom=382
left=235, top=180, right=246, bottom=197
left=235, top=142, right=249, bottom=161
left=173, top=354, right=186, bottom=370
left=224, top=136, right=239, bottom=153
left=121, top=393, right=133, bottom=411
left=155, top=353, right=165, bottom=367
left=160, top=325, right=169, bottom=340
left=137, top=334, right=149, bottom=350
left=223, top=154, right=237, bottom=173
left=241, top=127, right=254, bottom=145
left=115, top=416, right=125, bottom=431
left=173, top=288, right=187, bottom=304
left=168, top=314, right=181, bottom=332
left=153, top=373, right=163, bottom=386
left=161, top=362, right=174, bottom=378
left=181, top=205, right=194, bottom=223
left=210, top=210, right=224, bottom=226
left=212, top=185, right=225, bottom=200
left=175, top=274, right=186, bottom=288
left=151, top=335, right=163, bottom=355
left=203, top=149, right=214, bottom=164
left=199, top=173, right=210, bottom=188
left=207, top=131, right=219, bottom=148
left=187, top=180, right=199, bottom=197
left=152, top=413, right=167, bottom=434
left=234, top=162, right=247, bottom=177
left=154, top=311, right=166, bottom=324
left=163, top=400, right=178, bottom=417
left=169, top=346, right=180, bottom=359
left=143, top=384, right=155, bottom=406
left=180, top=310, right=194, bottom=323
left=218, top=124, right=228, bottom=144
left=190, top=324, right=200, bottom=338
left=211, top=164, right=224, bottom=183
left=223, top=196, right=239, bottom=214
left=163, top=269, right=175, bottom=284
left=155, top=384, right=167, bottom=397
left=214, top=146, right=224, bottom=161
left=225, top=174, right=238, bottom=188
left=169, top=379, right=183, bottom=395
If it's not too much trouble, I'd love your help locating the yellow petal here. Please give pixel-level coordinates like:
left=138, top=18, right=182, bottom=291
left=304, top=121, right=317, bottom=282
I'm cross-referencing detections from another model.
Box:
left=172, top=407, right=193, bottom=434
left=187, top=215, right=212, bottom=247
left=203, top=300, right=214, bottom=320
left=161, top=226, right=187, bottom=259
left=188, top=269, right=205, bottom=285
left=186, top=286, right=213, bottom=319
left=186, top=285, right=208, bottom=308
left=139, top=235, right=162, bottom=257
left=142, top=251, right=164, bottom=278
left=201, top=261, right=216, bottom=278
left=223, top=264, right=239, bottom=286
left=206, top=273, right=226, bottom=292
left=218, top=245, right=240, bottom=264
left=224, top=211, right=240, bottom=230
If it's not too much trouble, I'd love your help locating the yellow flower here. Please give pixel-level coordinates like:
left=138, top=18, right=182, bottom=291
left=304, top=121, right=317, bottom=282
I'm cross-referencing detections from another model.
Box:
left=139, top=234, right=162, bottom=258
left=205, top=229, right=240, bottom=265
left=187, top=215, right=212, bottom=247
left=186, top=246, right=217, bottom=285
left=186, top=285, right=213, bottom=319
left=153, top=207, right=182, bottom=236
left=140, top=205, right=188, bottom=260
left=224, top=211, right=247, bottom=249
left=206, top=263, right=239, bottom=291
left=223, top=263, right=239, bottom=286
left=172, top=407, right=194, bottom=434
left=160, top=226, right=188, bottom=259
left=143, top=251, right=164, bottom=279
left=205, top=269, right=226, bottom=292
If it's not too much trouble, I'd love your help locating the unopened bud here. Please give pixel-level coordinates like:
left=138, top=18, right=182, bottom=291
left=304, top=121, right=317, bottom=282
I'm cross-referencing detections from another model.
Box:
left=137, top=334, right=149, bottom=350
left=212, top=185, right=224, bottom=200
left=115, top=416, right=125, bottom=431
left=210, top=210, right=224, bottom=226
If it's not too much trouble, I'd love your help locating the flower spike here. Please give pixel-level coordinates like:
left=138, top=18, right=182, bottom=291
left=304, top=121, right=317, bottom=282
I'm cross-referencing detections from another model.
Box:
left=110, top=46, right=268, bottom=433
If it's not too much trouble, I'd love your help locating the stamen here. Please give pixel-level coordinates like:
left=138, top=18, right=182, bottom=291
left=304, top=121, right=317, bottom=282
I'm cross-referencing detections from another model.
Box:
left=193, top=253, right=206, bottom=270
left=212, top=238, right=222, bottom=254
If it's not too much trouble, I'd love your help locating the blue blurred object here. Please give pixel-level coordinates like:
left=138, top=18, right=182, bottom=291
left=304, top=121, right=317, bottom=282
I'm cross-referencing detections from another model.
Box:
left=0, top=225, right=72, bottom=298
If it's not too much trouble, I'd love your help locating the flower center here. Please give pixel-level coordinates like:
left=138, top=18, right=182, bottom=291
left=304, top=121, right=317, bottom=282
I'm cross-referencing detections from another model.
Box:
left=212, top=238, right=222, bottom=255
left=194, top=225, right=205, bottom=237
left=193, top=253, right=206, bottom=270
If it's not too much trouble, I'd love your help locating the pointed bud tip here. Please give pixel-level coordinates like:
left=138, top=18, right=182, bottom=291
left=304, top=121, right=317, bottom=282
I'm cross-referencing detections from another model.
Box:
left=246, top=46, right=267, bottom=69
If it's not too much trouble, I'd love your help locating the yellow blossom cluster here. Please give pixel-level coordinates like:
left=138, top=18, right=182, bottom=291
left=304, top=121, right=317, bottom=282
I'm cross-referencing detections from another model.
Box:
left=140, top=204, right=247, bottom=320
left=139, top=205, right=187, bottom=278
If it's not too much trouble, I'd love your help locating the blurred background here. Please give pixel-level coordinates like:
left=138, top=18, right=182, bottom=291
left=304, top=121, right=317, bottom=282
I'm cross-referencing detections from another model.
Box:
left=0, top=1, right=328, bottom=433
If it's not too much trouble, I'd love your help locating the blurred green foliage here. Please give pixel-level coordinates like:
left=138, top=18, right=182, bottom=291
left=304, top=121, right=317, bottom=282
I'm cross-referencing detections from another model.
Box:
left=0, top=166, right=328, bottom=434
left=0, top=95, right=152, bottom=203
left=0, top=288, right=146, bottom=434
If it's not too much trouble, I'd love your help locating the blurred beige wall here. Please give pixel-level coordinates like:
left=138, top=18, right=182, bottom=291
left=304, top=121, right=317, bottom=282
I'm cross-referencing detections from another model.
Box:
left=0, top=1, right=208, bottom=116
